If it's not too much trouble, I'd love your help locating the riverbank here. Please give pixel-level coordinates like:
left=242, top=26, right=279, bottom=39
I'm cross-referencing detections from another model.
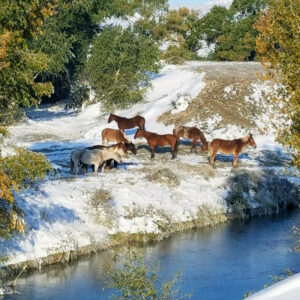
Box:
left=2, top=209, right=300, bottom=300
left=1, top=62, right=299, bottom=283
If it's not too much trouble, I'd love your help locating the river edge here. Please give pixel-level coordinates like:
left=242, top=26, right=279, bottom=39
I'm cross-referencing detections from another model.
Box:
left=1, top=203, right=299, bottom=287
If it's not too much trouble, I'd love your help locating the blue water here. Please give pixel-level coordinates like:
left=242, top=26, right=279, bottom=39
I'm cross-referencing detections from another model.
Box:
left=3, top=209, right=300, bottom=300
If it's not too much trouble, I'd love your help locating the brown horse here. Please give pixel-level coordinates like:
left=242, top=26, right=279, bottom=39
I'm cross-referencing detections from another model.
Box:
left=102, top=128, right=131, bottom=146
left=108, top=114, right=145, bottom=131
left=208, top=134, right=257, bottom=167
left=173, top=126, right=208, bottom=152
left=134, top=129, right=178, bottom=159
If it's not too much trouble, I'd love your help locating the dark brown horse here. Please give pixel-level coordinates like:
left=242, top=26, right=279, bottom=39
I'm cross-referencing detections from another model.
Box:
left=173, top=125, right=208, bottom=152
left=102, top=128, right=131, bottom=145
left=208, top=134, right=257, bottom=167
left=108, top=114, right=145, bottom=131
left=134, top=129, right=178, bottom=159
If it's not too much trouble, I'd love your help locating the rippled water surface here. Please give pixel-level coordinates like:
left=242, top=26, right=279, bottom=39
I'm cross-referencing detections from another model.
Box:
left=3, top=209, right=300, bottom=300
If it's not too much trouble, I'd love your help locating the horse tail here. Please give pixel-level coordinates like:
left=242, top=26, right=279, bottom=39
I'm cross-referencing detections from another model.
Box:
left=70, top=157, right=74, bottom=173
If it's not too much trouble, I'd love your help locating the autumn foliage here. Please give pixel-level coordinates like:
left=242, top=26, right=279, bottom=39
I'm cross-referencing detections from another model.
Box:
left=255, top=0, right=300, bottom=167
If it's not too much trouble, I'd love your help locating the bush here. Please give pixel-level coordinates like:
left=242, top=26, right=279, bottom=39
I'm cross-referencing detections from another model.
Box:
left=145, top=168, right=180, bottom=188
left=104, top=248, right=191, bottom=300
left=0, top=146, right=52, bottom=239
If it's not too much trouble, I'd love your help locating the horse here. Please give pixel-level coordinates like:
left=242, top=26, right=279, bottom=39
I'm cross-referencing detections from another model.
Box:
left=70, top=148, right=85, bottom=174
left=102, top=128, right=132, bottom=146
left=86, top=142, right=136, bottom=170
left=134, top=129, right=178, bottom=159
left=70, top=148, right=122, bottom=174
left=208, top=134, right=257, bottom=168
left=108, top=113, right=145, bottom=131
left=173, top=126, right=208, bottom=152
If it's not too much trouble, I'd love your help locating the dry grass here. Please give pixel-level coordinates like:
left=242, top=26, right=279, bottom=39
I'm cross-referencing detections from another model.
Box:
left=144, top=167, right=180, bottom=187
left=158, top=78, right=258, bottom=131
left=89, top=188, right=116, bottom=227
left=174, top=161, right=215, bottom=179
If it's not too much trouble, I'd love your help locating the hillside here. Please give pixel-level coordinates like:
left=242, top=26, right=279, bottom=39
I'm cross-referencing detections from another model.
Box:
left=1, top=61, right=299, bottom=272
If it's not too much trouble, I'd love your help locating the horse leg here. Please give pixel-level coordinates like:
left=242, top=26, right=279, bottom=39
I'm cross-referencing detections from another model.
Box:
left=150, top=146, right=155, bottom=159
left=191, top=140, right=197, bottom=153
left=210, top=151, right=217, bottom=168
left=101, top=162, right=106, bottom=173
left=103, top=138, right=108, bottom=146
left=94, top=163, right=99, bottom=174
left=113, top=160, right=118, bottom=168
left=172, top=141, right=178, bottom=159
left=233, top=153, right=239, bottom=168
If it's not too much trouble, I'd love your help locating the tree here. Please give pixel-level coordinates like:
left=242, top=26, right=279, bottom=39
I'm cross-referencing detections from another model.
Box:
left=160, top=7, right=200, bottom=64
left=0, top=0, right=57, bottom=124
left=85, top=26, right=160, bottom=110
left=255, top=0, right=300, bottom=167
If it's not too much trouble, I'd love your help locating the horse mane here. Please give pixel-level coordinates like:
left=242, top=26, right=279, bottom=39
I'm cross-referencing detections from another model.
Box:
left=241, top=135, right=251, bottom=143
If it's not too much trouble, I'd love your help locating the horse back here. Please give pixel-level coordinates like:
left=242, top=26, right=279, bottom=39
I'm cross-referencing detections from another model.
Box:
left=209, top=138, right=240, bottom=154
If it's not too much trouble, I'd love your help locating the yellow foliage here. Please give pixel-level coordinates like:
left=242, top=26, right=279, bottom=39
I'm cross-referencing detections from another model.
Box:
left=255, top=0, right=300, bottom=167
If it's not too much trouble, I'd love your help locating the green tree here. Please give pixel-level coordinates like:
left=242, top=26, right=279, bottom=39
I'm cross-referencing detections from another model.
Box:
left=85, top=26, right=160, bottom=110
left=255, top=0, right=300, bottom=167
left=0, top=0, right=57, bottom=124
left=160, top=7, right=200, bottom=63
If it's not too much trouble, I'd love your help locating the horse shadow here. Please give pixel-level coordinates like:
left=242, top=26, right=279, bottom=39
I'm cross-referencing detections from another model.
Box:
left=117, top=162, right=139, bottom=170
left=212, top=153, right=252, bottom=163
left=137, top=144, right=174, bottom=154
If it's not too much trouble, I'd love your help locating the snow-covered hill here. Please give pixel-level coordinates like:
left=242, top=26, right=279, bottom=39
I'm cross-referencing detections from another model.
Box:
left=1, top=62, right=299, bottom=269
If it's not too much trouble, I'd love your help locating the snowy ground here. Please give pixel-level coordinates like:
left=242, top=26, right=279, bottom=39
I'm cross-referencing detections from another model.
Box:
left=1, top=61, right=299, bottom=267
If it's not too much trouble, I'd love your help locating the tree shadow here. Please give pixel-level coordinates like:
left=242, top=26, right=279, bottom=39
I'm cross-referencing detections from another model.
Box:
left=26, top=106, right=76, bottom=121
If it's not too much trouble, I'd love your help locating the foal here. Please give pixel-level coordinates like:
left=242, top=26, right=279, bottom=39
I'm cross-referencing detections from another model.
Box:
left=108, top=114, right=145, bottom=131
left=173, top=126, right=208, bottom=152
left=208, top=134, right=257, bottom=167
left=134, top=129, right=178, bottom=159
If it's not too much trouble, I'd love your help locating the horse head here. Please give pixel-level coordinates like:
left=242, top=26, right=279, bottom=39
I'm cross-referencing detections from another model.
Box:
left=134, top=129, right=142, bottom=139
left=108, top=114, right=114, bottom=123
left=125, top=142, right=137, bottom=155
left=248, top=133, right=257, bottom=149
left=202, top=141, right=209, bottom=152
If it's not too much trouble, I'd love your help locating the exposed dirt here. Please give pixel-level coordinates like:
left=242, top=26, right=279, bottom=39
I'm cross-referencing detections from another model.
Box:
left=158, top=62, right=266, bottom=131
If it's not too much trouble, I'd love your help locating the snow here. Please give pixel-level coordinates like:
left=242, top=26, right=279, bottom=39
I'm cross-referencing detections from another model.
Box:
left=247, top=273, right=300, bottom=300
left=197, top=41, right=216, bottom=57
left=1, top=62, right=299, bottom=272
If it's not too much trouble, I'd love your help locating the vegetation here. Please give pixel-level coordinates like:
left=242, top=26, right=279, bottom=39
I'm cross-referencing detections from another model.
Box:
left=0, top=131, right=52, bottom=239
left=255, top=0, right=300, bottom=168
left=0, top=0, right=56, bottom=124
left=104, top=248, right=191, bottom=300
left=89, top=188, right=116, bottom=227
left=85, top=26, right=161, bottom=110
left=145, top=168, right=180, bottom=187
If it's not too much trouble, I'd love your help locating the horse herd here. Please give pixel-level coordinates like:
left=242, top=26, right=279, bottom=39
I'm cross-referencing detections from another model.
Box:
left=70, top=113, right=257, bottom=174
